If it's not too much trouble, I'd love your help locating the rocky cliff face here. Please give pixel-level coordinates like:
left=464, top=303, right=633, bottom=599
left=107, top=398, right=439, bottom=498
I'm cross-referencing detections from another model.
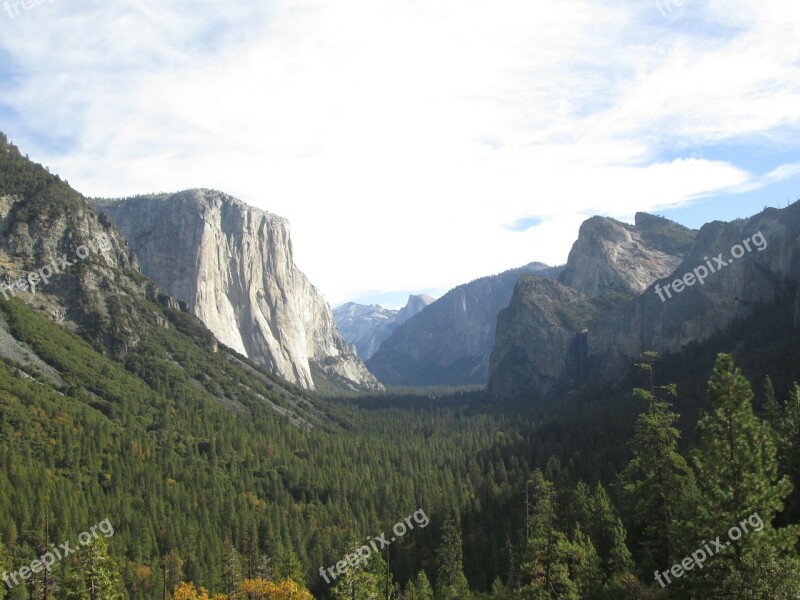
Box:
left=333, top=294, right=434, bottom=360
left=0, top=134, right=331, bottom=431
left=367, top=263, right=563, bottom=386
left=488, top=206, right=800, bottom=401
left=0, top=140, right=141, bottom=355
left=559, top=213, right=697, bottom=299
left=488, top=275, right=596, bottom=399
left=92, top=190, right=382, bottom=392
left=586, top=205, right=800, bottom=381
left=396, top=294, right=435, bottom=326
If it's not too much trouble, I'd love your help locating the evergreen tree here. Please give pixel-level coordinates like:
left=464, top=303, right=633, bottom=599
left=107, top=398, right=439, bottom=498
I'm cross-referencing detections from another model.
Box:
left=516, top=471, right=580, bottom=599
left=721, top=544, right=800, bottom=599
left=780, top=384, right=800, bottom=523
left=693, top=354, right=795, bottom=590
left=488, top=577, right=508, bottom=600
left=403, top=569, right=434, bottom=600
left=621, top=352, right=697, bottom=577
left=330, top=543, right=393, bottom=600
left=63, top=537, right=126, bottom=600
left=762, top=375, right=781, bottom=429
left=435, top=513, right=471, bottom=600
left=586, top=483, right=632, bottom=579
left=0, top=541, right=8, bottom=600
left=569, top=524, right=602, bottom=599
left=274, top=549, right=305, bottom=585
left=222, top=541, right=243, bottom=598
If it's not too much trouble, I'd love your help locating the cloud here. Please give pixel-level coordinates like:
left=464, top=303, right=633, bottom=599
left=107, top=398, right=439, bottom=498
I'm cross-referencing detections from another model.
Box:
left=1, top=0, right=799, bottom=305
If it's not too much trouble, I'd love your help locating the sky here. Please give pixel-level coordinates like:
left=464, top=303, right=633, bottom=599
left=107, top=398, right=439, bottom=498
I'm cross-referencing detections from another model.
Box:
left=1, top=0, right=799, bottom=309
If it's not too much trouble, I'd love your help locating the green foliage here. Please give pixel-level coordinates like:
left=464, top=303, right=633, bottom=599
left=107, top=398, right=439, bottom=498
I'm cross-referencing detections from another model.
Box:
left=435, top=513, right=471, bottom=600
left=62, top=537, right=126, bottom=600
left=762, top=375, right=781, bottom=429
left=778, top=384, right=800, bottom=524
left=586, top=483, right=633, bottom=578
left=0, top=137, right=85, bottom=223
left=622, top=354, right=698, bottom=577
left=695, top=355, right=793, bottom=535
left=330, top=540, right=394, bottom=600
left=692, top=354, right=796, bottom=593
left=405, top=569, right=434, bottom=600
left=721, top=544, right=800, bottom=599
left=516, top=471, right=582, bottom=599
left=3, top=138, right=800, bottom=597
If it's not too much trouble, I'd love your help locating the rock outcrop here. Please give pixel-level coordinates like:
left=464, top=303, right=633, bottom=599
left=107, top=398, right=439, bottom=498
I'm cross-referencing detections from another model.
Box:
left=586, top=206, right=797, bottom=381
left=92, top=190, right=382, bottom=392
left=488, top=275, right=596, bottom=400
left=559, top=213, right=697, bottom=299
left=367, top=263, right=563, bottom=386
left=488, top=206, right=800, bottom=402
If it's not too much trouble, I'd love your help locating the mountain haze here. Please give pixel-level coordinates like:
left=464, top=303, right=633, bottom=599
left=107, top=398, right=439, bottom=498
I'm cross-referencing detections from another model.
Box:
left=333, top=294, right=434, bottom=360
left=367, top=262, right=563, bottom=386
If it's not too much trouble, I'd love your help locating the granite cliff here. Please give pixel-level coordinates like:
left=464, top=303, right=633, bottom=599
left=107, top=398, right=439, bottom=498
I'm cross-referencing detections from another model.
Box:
left=488, top=206, right=800, bottom=401
left=585, top=205, right=799, bottom=382
left=559, top=212, right=697, bottom=300
left=489, top=213, right=698, bottom=399
left=92, top=190, right=382, bottom=392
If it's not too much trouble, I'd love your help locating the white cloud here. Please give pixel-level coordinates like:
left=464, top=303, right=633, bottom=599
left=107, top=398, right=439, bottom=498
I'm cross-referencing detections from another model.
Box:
left=1, top=0, right=799, bottom=305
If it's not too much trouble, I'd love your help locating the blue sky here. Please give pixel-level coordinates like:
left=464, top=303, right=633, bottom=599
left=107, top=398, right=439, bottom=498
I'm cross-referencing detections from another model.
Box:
left=1, top=0, right=798, bottom=308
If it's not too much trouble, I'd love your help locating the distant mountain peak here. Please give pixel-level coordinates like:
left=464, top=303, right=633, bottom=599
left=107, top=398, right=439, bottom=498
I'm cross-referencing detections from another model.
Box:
left=333, top=293, right=435, bottom=360
left=366, top=263, right=564, bottom=386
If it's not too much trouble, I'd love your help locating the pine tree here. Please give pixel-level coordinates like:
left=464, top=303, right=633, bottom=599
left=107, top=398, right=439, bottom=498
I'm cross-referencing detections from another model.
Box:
left=586, top=483, right=632, bottom=579
left=569, top=524, right=602, bottom=598
left=435, top=513, right=471, bottom=600
left=621, top=352, right=697, bottom=578
left=780, top=384, right=800, bottom=523
left=222, top=540, right=243, bottom=598
left=274, top=548, right=304, bottom=585
left=762, top=375, right=781, bottom=429
left=0, top=540, right=8, bottom=600
left=404, top=570, right=433, bottom=600
left=721, top=544, right=800, bottom=599
left=63, top=536, right=126, bottom=600
left=488, top=577, right=508, bottom=600
left=330, top=543, right=392, bottom=600
left=516, top=471, right=580, bottom=600
left=693, top=354, right=795, bottom=590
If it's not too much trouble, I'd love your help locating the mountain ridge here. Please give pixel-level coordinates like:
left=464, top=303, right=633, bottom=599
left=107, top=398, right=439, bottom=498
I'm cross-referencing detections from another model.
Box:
left=367, top=262, right=563, bottom=386
left=488, top=204, right=800, bottom=401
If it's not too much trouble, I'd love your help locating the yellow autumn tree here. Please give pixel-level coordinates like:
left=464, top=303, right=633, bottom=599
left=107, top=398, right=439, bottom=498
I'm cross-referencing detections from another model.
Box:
left=172, top=581, right=228, bottom=600
left=240, top=577, right=315, bottom=599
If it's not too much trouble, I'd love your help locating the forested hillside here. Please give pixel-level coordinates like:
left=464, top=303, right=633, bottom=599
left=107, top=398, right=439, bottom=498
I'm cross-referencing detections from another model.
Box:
left=2, top=136, right=800, bottom=599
